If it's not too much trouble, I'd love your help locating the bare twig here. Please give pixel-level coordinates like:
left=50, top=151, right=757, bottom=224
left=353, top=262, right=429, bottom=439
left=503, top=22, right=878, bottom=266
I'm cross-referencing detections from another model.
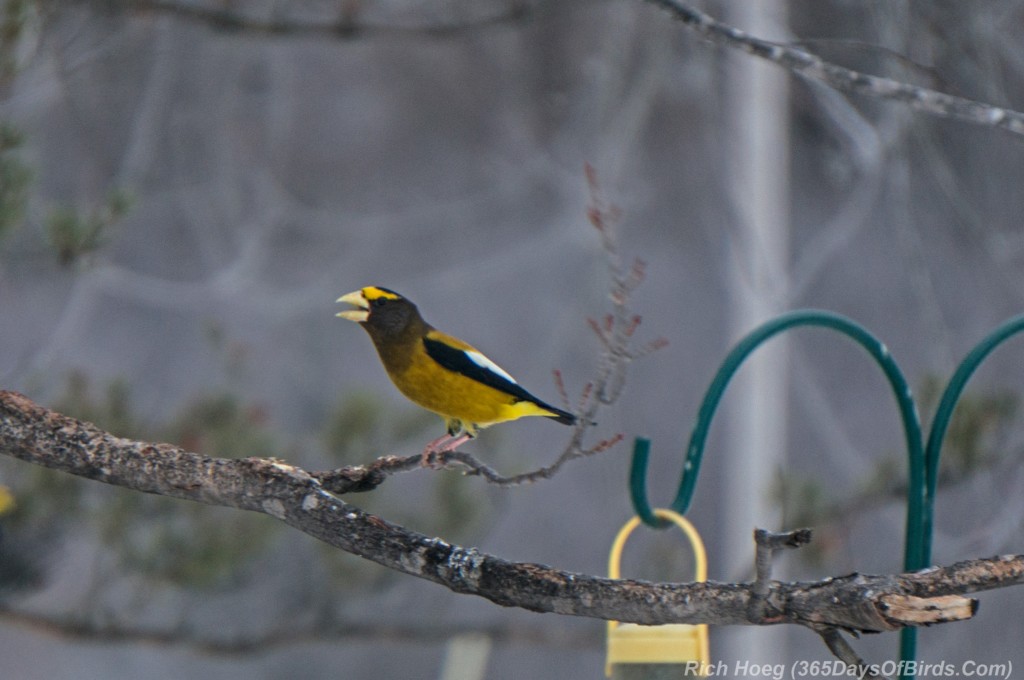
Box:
left=552, top=369, right=570, bottom=410
left=817, top=627, right=892, bottom=680
left=312, top=432, right=626, bottom=493
left=750, top=528, right=813, bottom=622
left=753, top=528, right=813, bottom=594
left=316, top=166, right=661, bottom=492
left=582, top=163, right=667, bottom=409
left=418, top=166, right=664, bottom=487
left=309, top=166, right=660, bottom=492
left=746, top=528, right=902, bottom=672
left=646, top=0, right=1024, bottom=137
left=439, top=434, right=625, bottom=486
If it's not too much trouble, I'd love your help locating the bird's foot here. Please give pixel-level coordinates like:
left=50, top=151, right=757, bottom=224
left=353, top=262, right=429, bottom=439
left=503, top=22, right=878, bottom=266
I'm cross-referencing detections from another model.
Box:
left=420, top=447, right=440, bottom=469
left=419, top=433, right=472, bottom=469
left=420, top=434, right=451, bottom=468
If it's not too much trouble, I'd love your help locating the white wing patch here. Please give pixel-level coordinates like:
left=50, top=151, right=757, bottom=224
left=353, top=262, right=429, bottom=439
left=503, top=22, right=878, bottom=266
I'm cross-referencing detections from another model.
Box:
left=466, top=350, right=518, bottom=384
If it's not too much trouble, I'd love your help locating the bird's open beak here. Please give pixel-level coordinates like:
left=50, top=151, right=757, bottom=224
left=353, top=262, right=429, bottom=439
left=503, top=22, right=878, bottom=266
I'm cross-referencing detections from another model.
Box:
left=336, top=290, right=369, bottom=322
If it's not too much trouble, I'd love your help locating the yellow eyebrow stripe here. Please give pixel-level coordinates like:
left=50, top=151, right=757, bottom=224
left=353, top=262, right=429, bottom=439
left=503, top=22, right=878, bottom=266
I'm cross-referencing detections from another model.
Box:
left=362, top=286, right=401, bottom=301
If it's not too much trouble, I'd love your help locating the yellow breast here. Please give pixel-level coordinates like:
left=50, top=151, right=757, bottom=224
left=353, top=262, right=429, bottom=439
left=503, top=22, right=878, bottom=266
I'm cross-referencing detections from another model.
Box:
left=389, top=357, right=547, bottom=426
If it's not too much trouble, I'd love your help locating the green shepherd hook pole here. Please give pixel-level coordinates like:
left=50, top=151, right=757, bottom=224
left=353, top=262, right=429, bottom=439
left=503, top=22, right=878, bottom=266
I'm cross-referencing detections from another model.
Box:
left=629, top=310, right=926, bottom=561
left=922, top=314, right=1024, bottom=564
left=631, top=309, right=1024, bottom=678
left=629, top=309, right=927, bottom=677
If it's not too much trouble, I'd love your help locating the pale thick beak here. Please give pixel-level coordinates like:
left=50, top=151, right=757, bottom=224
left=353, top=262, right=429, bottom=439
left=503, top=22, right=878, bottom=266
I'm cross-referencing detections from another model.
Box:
left=335, top=290, right=369, bottom=322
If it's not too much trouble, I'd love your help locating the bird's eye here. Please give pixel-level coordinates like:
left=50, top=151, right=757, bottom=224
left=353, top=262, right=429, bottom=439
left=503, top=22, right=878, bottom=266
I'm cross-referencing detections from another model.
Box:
left=372, top=298, right=387, bottom=308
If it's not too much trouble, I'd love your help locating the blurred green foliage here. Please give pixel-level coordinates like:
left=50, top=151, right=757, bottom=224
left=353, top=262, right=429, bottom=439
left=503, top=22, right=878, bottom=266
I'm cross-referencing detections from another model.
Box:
left=2, top=4, right=131, bottom=262
left=774, top=377, right=1018, bottom=564
left=46, top=188, right=133, bottom=267
left=0, top=0, right=33, bottom=247
left=0, top=117, right=131, bottom=264
left=18, top=371, right=280, bottom=589
left=917, top=375, right=1017, bottom=480
left=772, top=471, right=832, bottom=565
left=167, top=392, right=275, bottom=462
left=52, top=372, right=141, bottom=439
left=1, top=368, right=493, bottom=597
left=432, top=470, right=487, bottom=540
left=1, top=0, right=30, bottom=84
left=323, top=391, right=435, bottom=466
left=0, top=122, right=31, bottom=245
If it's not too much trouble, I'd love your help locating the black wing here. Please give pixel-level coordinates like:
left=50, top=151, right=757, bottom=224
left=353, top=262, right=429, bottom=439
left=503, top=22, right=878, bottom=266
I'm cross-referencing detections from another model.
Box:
left=422, top=336, right=576, bottom=425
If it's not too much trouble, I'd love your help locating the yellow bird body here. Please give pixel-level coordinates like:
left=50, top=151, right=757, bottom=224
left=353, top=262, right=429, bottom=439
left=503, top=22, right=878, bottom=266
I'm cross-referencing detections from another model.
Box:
left=386, top=328, right=561, bottom=430
left=336, top=286, right=575, bottom=440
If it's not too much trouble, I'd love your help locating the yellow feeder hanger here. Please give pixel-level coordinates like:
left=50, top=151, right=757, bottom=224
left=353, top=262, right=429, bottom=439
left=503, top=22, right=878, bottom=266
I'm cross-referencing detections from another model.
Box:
left=606, top=509, right=710, bottom=678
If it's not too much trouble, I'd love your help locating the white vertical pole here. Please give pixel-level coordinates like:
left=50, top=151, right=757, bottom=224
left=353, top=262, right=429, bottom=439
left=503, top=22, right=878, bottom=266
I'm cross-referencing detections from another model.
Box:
left=722, top=0, right=791, bottom=667
left=439, top=633, right=492, bottom=680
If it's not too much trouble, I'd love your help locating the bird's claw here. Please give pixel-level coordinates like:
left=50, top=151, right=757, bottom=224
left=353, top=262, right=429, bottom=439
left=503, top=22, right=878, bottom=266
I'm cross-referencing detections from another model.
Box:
left=420, top=447, right=443, bottom=469
left=418, top=433, right=472, bottom=469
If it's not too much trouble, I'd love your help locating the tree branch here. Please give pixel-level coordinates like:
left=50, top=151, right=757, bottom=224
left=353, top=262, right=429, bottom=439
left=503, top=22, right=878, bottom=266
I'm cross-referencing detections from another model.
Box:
left=751, top=528, right=813, bottom=623
left=1, top=390, right=1019, bottom=636
left=645, top=0, right=1024, bottom=137
left=818, top=627, right=891, bottom=680
left=126, top=0, right=533, bottom=39
left=121, top=0, right=1024, bottom=137
left=0, top=601, right=599, bottom=654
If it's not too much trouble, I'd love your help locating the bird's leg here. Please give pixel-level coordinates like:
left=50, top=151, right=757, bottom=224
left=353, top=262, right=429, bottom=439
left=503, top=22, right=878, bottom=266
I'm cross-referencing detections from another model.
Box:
left=439, top=433, right=471, bottom=452
left=422, top=433, right=472, bottom=469
left=420, top=433, right=455, bottom=468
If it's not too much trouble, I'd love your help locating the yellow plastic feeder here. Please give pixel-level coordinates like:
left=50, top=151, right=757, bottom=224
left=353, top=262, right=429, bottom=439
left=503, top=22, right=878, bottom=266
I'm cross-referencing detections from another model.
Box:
left=606, top=509, right=710, bottom=679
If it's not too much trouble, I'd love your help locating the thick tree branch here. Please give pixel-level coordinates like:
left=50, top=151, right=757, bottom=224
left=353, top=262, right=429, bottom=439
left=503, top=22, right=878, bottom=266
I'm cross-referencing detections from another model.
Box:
left=1, top=390, right=1020, bottom=635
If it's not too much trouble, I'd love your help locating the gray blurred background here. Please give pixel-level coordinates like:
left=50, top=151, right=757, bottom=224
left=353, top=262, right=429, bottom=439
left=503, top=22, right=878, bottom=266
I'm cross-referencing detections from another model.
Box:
left=2, top=0, right=1024, bottom=678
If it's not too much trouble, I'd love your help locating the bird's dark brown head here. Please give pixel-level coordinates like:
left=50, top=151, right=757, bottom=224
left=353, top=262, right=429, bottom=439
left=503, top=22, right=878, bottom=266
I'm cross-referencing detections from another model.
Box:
left=336, top=286, right=424, bottom=341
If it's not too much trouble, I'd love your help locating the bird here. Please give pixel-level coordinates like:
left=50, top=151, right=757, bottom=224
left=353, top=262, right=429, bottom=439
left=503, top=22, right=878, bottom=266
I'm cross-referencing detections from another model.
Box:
left=336, top=286, right=577, bottom=464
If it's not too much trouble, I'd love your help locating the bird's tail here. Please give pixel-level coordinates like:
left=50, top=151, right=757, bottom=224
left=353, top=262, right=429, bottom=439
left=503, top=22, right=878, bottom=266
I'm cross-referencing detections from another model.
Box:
left=539, top=403, right=577, bottom=426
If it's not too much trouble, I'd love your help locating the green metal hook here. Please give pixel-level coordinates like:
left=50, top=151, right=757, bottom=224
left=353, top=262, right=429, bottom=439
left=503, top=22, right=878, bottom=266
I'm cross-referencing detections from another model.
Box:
left=902, top=315, right=1024, bottom=674
left=628, top=310, right=1024, bottom=680
left=630, top=310, right=925, bottom=561
left=921, top=314, right=1024, bottom=563
left=630, top=310, right=1024, bottom=678
left=629, top=309, right=927, bottom=676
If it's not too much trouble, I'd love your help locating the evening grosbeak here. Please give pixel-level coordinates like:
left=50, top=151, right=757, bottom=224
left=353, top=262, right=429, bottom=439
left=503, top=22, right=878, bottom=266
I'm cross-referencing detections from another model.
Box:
left=336, top=286, right=576, bottom=462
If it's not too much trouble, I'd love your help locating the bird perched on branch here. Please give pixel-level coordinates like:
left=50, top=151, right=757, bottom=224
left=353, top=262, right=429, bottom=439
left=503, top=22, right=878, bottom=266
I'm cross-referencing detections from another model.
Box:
left=336, top=286, right=576, bottom=464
